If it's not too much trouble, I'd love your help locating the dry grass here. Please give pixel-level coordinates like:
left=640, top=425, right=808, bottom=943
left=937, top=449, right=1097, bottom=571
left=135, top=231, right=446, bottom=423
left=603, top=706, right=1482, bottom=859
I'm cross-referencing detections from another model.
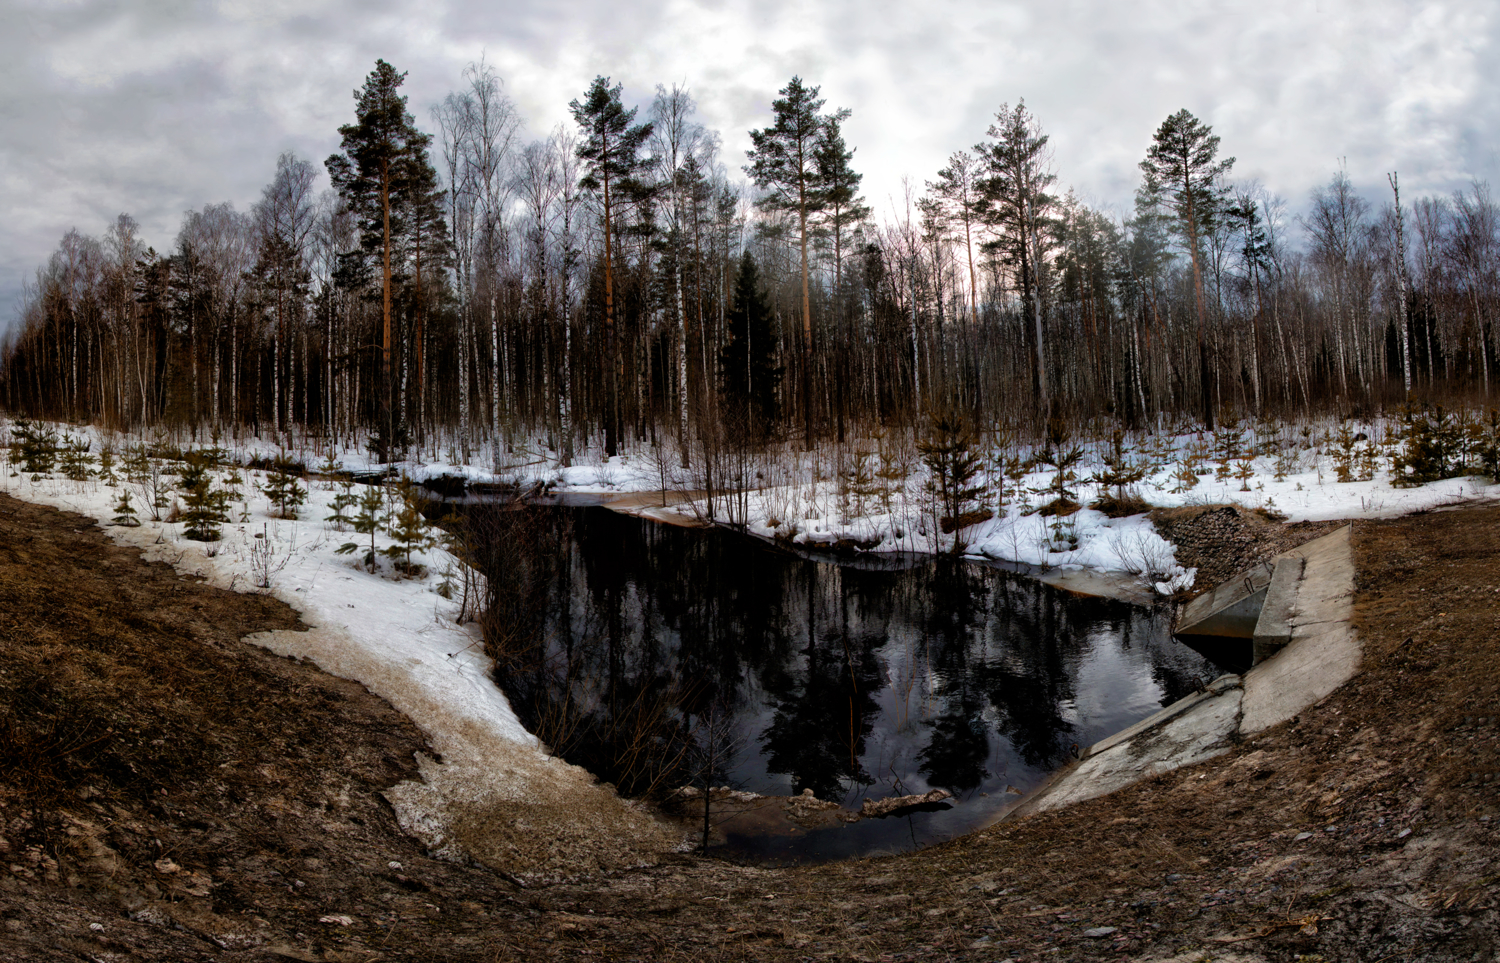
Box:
left=1, top=493, right=1497, bottom=962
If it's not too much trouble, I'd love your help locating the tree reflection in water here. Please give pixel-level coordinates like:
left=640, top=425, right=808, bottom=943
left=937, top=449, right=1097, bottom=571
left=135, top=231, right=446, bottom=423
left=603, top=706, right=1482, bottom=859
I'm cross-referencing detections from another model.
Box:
left=465, top=504, right=1217, bottom=859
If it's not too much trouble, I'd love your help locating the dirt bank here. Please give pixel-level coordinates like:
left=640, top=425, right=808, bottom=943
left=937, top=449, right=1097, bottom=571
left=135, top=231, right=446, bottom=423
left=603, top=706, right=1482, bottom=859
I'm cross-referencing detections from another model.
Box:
left=1, top=494, right=1496, bottom=961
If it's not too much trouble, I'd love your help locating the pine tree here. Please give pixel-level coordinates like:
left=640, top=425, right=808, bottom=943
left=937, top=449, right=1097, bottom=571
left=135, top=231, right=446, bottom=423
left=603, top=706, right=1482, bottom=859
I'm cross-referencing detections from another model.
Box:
left=381, top=478, right=432, bottom=575
left=815, top=113, right=870, bottom=305
left=1089, top=429, right=1151, bottom=515
left=58, top=434, right=93, bottom=482
left=1138, top=109, right=1235, bottom=431
left=570, top=76, right=653, bottom=458
left=178, top=451, right=231, bottom=541
left=917, top=407, right=989, bottom=553
left=111, top=490, right=140, bottom=528
left=326, top=477, right=360, bottom=531
left=336, top=485, right=387, bottom=572
left=97, top=445, right=118, bottom=486
left=13, top=419, right=57, bottom=475
left=326, top=60, right=443, bottom=463
left=122, top=443, right=151, bottom=484
left=977, top=101, right=1058, bottom=411
left=259, top=457, right=307, bottom=519
left=928, top=150, right=985, bottom=327
left=746, top=76, right=842, bottom=446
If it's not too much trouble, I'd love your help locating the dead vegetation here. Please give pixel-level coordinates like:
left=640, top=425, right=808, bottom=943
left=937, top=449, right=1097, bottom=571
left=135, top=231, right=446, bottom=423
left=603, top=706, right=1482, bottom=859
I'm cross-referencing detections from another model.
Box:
left=0, top=493, right=1496, bottom=961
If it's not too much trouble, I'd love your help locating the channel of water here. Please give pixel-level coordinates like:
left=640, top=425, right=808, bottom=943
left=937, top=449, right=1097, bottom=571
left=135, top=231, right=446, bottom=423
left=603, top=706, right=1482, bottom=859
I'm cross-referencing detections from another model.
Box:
left=453, top=498, right=1225, bottom=864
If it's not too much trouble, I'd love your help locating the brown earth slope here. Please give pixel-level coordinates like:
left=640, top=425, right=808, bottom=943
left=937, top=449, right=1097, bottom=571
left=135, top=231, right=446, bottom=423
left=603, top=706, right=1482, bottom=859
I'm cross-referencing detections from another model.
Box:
left=1, top=493, right=1497, bottom=961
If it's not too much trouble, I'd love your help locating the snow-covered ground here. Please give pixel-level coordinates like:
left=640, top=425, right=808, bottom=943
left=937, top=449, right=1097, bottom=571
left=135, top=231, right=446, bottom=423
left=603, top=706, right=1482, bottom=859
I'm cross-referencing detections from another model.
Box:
left=1, top=413, right=1492, bottom=866
left=0, top=421, right=672, bottom=876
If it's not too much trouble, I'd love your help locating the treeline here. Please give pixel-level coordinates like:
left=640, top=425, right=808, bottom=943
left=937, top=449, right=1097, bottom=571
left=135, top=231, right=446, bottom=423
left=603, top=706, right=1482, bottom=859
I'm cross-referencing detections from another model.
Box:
left=3, top=59, right=1498, bottom=459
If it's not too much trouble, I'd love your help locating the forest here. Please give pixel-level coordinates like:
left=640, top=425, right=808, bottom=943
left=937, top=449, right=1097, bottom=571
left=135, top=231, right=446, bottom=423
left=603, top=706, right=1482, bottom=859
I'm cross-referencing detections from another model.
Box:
left=3, top=58, right=1498, bottom=464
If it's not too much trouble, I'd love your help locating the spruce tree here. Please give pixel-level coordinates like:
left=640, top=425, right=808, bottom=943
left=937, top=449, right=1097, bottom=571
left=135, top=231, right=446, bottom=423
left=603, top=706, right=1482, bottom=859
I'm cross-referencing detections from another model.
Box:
left=917, top=407, right=988, bottom=553
left=178, top=452, right=231, bottom=541
left=58, top=435, right=94, bottom=482
left=381, top=478, right=433, bottom=575
left=97, top=445, right=119, bottom=486
left=1089, top=429, right=1151, bottom=514
left=815, top=113, right=870, bottom=304
left=259, top=457, right=307, bottom=519
left=326, top=477, right=360, bottom=531
left=13, top=419, right=57, bottom=475
left=111, top=490, right=140, bottom=528
left=719, top=252, right=782, bottom=439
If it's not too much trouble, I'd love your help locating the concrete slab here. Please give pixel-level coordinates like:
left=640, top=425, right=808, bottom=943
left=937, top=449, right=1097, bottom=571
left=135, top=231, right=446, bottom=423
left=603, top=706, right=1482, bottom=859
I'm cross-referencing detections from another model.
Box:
left=1022, top=683, right=1243, bottom=813
left=1089, top=674, right=1240, bottom=757
left=1241, top=527, right=1357, bottom=735
left=1252, top=555, right=1304, bottom=664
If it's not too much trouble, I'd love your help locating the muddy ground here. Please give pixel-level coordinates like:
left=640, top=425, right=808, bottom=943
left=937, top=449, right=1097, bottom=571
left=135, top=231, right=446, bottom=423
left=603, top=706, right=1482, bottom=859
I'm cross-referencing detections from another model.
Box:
left=0, top=492, right=1497, bottom=961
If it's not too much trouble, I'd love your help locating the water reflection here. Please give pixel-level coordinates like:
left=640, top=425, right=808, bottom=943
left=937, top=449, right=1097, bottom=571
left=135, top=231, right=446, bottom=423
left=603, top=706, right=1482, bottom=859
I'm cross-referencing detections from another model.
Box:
left=467, top=505, right=1217, bottom=862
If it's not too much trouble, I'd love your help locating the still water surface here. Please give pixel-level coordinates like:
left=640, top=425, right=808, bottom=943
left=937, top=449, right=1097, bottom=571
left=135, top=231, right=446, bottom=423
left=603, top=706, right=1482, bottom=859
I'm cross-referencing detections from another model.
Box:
left=472, top=505, right=1219, bottom=863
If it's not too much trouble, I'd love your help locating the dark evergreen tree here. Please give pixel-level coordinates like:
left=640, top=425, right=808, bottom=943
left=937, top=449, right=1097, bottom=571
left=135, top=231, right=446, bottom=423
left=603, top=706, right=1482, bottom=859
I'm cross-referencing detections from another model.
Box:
left=259, top=457, right=308, bottom=519
left=719, top=252, right=782, bottom=438
left=13, top=419, right=58, bottom=475
left=337, top=485, right=387, bottom=573
left=111, top=489, right=141, bottom=528
left=917, top=407, right=988, bottom=553
left=815, top=114, right=870, bottom=301
left=177, top=451, right=231, bottom=541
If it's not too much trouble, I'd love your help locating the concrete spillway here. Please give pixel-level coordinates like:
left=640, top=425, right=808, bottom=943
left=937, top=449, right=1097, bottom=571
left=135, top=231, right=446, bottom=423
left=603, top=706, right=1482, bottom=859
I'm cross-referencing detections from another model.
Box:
left=1003, top=526, right=1358, bottom=819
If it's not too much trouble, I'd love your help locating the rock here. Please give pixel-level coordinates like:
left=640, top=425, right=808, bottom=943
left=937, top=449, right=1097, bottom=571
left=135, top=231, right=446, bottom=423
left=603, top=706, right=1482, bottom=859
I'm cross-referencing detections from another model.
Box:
left=174, top=871, right=213, bottom=897
left=1082, top=926, right=1118, bottom=938
left=319, top=914, right=356, bottom=926
left=785, top=791, right=840, bottom=815
left=1294, top=832, right=1313, bottom=841
left=859, top=789, right=953, bottom=818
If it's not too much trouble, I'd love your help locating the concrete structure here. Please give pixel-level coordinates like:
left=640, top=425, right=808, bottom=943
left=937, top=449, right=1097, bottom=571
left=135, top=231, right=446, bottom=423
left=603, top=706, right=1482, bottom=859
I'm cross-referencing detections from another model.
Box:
left=1175, top=559, right=1275, bottom=640
left=1003, top=526, right=1356, bottom=819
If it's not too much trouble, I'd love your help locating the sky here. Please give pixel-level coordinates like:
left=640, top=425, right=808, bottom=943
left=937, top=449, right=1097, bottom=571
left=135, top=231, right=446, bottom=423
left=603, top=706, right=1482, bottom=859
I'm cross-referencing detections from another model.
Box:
left=1, top=0, right=1496, bottom=337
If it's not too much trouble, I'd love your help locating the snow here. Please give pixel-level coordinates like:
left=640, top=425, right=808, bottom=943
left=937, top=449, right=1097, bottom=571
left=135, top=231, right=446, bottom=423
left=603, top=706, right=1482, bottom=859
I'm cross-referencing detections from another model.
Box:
left=0, top=423, right=577, bottom=862
left=1, top=414, right=1494, bottom=861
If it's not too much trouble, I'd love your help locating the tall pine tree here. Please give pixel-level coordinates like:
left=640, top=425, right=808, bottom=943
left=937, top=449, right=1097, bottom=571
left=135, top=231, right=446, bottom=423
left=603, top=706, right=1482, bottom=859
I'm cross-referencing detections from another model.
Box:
left=977, top=100, right=1057, bottom=412
left=746, top=77, right=842, bottom=447
left=1138, top=109, right=1234, bottom=430
left=570, top=76, right=653, bottom=457
left=326, top=60, right=442, bottom=460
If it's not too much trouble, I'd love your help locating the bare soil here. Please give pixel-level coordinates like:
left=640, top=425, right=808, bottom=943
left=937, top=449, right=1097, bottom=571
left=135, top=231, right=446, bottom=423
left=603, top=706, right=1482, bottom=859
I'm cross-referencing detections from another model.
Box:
left=2, top=492, right=1497, bottom=961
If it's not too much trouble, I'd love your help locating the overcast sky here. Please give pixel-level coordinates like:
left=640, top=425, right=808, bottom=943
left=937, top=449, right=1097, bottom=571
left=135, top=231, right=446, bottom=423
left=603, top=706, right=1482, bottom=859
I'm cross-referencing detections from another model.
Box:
left=2, top=0, right=1495, bottom=337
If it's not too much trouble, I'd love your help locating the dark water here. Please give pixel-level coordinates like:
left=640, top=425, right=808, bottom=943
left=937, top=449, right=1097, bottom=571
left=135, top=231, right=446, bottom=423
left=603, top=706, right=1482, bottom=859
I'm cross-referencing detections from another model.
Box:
left=468, top=505, right=1219, bottom=864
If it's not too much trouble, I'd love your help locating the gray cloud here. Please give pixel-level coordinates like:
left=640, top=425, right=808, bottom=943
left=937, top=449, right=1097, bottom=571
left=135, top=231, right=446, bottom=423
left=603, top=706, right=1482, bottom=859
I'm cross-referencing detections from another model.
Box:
left=2, top=0, right=1496, bottom=336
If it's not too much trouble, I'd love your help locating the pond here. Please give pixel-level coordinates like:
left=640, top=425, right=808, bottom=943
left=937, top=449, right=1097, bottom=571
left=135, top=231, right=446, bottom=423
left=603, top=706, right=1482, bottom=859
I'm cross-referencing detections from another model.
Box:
left=461, top=503, right=1222, bottom=864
